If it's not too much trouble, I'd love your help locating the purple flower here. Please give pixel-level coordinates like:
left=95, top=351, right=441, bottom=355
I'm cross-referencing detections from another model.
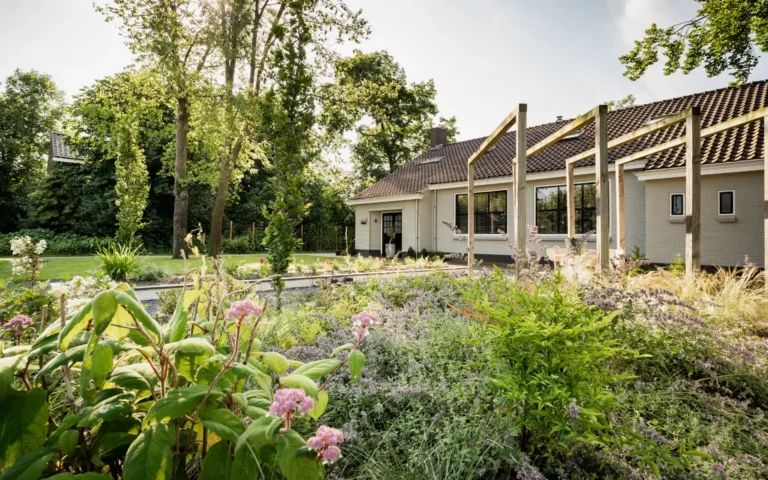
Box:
left=226, top=300, right=263, bottom=322
left=352, top=312, right=380, bottom=328
left=307, top=426, right=345, bottom=464
left=567, top=399, right=580, bottom=419
left=5, top=314, right=33, bottom=331
left=352, top=326, right=369, bottom=342
left=268, top=388, right=314, bottom=417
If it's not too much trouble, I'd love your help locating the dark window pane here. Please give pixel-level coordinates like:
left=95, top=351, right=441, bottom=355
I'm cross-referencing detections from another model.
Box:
left=719, top=191, right=734, bottom=214
left=475, top=193, right=489, bottom=214
left=457, top=194, right=468, bottom=215
left=671, top=194, right=684, bottom=216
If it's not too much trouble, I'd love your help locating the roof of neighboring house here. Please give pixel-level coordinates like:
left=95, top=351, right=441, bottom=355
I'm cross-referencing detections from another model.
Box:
left=50, top=132, right=79, bottom=160
left=354, top=79, right=768, bottom=200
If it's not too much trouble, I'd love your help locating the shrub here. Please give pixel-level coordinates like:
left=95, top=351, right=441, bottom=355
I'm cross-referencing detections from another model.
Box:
left=0, top=229, right=111, bottom=256
left=96, top=243, right=140, bottom=281
left=133, top=263, right=169, bottom=282
left=222, top=235, right=254, bottom=254
left=406, top=247, right=417, bottom=259
left=419, top=248, right=429, bottom=258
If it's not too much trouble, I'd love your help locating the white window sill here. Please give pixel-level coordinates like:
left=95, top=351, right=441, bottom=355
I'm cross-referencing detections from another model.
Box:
left=716, top=214, right=736, bottom=223
left=668, top=216, right=684, bottom=223
left=536, top=234, right=611, bottom=242
left=452, top=234, right=507, bottom=241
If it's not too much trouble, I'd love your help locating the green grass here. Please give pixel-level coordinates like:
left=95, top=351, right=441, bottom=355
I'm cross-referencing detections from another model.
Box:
left=0, top=254, right=343, bottom=281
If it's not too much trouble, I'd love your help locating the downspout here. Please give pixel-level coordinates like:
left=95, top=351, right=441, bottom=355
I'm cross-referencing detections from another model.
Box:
left=433, top=190, right=438, bottom=251
left=415, top=199, right=420, bottom=251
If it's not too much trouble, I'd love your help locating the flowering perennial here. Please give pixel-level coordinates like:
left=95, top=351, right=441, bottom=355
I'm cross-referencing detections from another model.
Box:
left=226, top=300, right=263, bottom=322
left=9, top=236, right=46, bottom=280
left=268, top=388, right=315, bottom=418
left=352, top=311, right=380, bottom=342
left=307, top=426, right=345, bottom=464
left=5, top=314, right=33, bottom=331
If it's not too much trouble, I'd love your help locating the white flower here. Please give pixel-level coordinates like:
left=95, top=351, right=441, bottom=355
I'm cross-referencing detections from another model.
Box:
left=34, top=240, right=47, bottom=255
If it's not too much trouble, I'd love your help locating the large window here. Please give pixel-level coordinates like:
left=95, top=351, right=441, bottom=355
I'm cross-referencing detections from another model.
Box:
left=455, top=190, right=507, bottom=234
left=535, top=183, right=599, bottom=234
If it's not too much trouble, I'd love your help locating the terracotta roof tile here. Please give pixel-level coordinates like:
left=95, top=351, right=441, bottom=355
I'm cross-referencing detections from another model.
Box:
left=354, top=79, right=768, bottom=199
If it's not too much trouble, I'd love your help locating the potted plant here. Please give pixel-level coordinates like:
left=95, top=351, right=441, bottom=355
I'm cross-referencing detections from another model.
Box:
left=385, top=226, right=397, bottom=259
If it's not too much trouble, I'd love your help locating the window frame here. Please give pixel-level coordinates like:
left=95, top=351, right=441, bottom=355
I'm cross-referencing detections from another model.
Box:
left=453, top=189, right=508, bottom=236
left=718, top=190, right=735, bottom=216
left=670, top=193, right=685, bottom=217
left=533, top=182, right=601, bottom=236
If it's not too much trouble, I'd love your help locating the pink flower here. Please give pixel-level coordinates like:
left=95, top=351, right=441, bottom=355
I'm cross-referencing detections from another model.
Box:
left=352, top=312, right=380, bottom=329
left=5, top=314, right=33, bottom=331
left=268, top=388, right=314, bottom=417
left=226, top=300, right=263, bottom=322
left=307, top=426, right=345, bottom=464
left=352, top=326, right=369, bottom=342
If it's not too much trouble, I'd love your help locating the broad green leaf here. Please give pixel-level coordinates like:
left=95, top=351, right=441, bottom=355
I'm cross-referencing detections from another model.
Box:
left=201, top=409, right=246, bottom=443
left=348, top=350, right=365, bottom=381
left=0, top=355, right=24, bottom=396
left=48, top=473, right=112, bottom=479
left=146, top=385, right=223, bottom=423
left=230, top=417, right=275, bottom=480
left=36, top=345, right=87, bottom=382
left=183, top=290, right=201, bottom=310
left=230, top=362, right=272, bottom=392
left=109, top=364, right=156, bottom=391
left=331, top=343, right=354, bottom=357
left=0, top=389, right=49, bottom=470
left=165, top=338, right=215, bottom=356
left=276, top=430, right=324, bottom=480
left=103, top=305, right=136, bottom=340
left=232, top=392, right=248, bottom=409
left=77, top=401, right=133, bottom=428
left=91, top=290, right=118, bottom=336
left=166, top=294, right=190, bottom=343
left=27, top=333, right=59, bottom=358
left=90, top=431, right=136, bottom=467
left=91, top=342, right=114, bottom=389
left=307, top=391, right=329, bottom=420
left=46, top=413, right=82, bottom=445
left=59, top=429, right=79, bottom=457
left=58, top=301, right=93, bottom=351
left=200, top=440, right=232, bottom=480
left=261, top=352, right=289, bottom=375
left=114, top=291, right=162, bottom=344
left=123, top=423, right=174, bottom=480
left=292, top=359, right=341, bottom=380
left=279, top=374, right=319, bottom=399
left=2, top=345, right=30, bottom=357
left=32, top=321, right=62, bottom=347
left=0, top=447, right=54, bottom=480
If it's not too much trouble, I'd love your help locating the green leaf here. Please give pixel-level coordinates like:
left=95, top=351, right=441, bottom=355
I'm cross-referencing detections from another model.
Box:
left=77, top=401, right=133, bottom=429
left=307, top=391, right=329, bottom=420
left=0, top=388, right=49, bottom=470
left=166, top=294, right=190, bottom=343
left=165, top=338, right=215, bottom=356
left=0, top=447, right=55, bottom=480
left=230, top=362, right=272, bottom=392
left=261, top=352, right=289, bottom=375
left=200, top=441, right=232, bottom=480
left=348, top=350, right=365, bottom=381
left=109, top=364, right=155, bottom=391
left=292, top=359, right=341, bottom=380
left=146, top=385, right=223, bottom=423
left=27, top=333, right=59, bottom=358
left=36, top=344, right=87, bottom=382
left=279, top=374, right=319, bottom=399
left=331, top=343, right=353, bottom=357
left=230, top=418, right=275, bottom=480
left=91, top=290, right=118, bottom=336
left=46, top=413, right=82, bottom=446
left=91, top=342, right=114, bottom=389
left=115, top=290, right=163, bottom=344
left=47, top=473, right=112, bottom=479
left=58, top=301, right=93, bottom=351
left=0, top=355, right=24, bottom=396
left=123, top=423, right=175, bottom=480
left=276, top=430, right=324, bottom=480
left=59, top=430, right=79, bottom=457
left=201, top=409, right=246, bottom=443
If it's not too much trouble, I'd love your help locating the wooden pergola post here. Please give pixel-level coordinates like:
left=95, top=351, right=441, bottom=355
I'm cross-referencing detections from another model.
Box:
left=685, top=106, right=702, bottom=279
left=566, top=163, right=576, bottom=238
left=467, top=163, right=475, bottom=268
left=515, top=106, right=528, bottom=266
left=615, top=164, right=625, bottom=252
left=595, top=105, right=609, bottom=270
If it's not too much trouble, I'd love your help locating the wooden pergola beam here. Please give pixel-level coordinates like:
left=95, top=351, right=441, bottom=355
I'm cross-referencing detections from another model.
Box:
left=468, top=105, right=524, bottom=166
left=526, top=106, right=601, bottom=158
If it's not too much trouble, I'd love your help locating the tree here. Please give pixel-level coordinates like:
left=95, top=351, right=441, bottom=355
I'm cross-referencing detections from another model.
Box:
left=261, top=2, right=316, bottom=307
left=321, top=50, right=457, bottom=184
left=0, top=70, right=64, bottom=232
left=114, top=114, right=150, bottom=245
left=620, top=0, right=768, bottom=84
left=606, top=94, right=636, bottom=111
left=99, top=0, right=212, bottom=258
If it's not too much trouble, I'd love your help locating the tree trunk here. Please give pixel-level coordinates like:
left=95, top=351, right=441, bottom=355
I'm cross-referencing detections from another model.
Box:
left=172, top=97, right=190, bottom=259
left=208, top=140, right=242, bottom=256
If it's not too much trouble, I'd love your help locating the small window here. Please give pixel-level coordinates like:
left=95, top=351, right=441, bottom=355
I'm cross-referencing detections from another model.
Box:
left=560, top=129, right=584, bottom=141
left=719, top=191, right=735, bottom=215
left=646, top=114, right=673, bottom=125
left=420, top=156, right=444, bottom=165
left=670, top=193, right=684, bottom=216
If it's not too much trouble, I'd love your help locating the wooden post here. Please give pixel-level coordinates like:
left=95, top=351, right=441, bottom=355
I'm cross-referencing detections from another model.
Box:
left=595, top=105, right=609, bottom=270
left=685, top=107, right=702, bottom=279
left=229, top=221, right=233, bottom=241
left=300, top=224, right=304, bottom=247
left=468, top=163, right=475, bottom=268
left=764, top=116, right=768, bottom=291
left=515, top=106, right=527, bottom=267
left=252, top=222, right=256, bottom=250
left=616, top=164, right=625, bottom=252
left=320, top=227, right=323, bottom=251
left=566, top=163, right=576, bottom=238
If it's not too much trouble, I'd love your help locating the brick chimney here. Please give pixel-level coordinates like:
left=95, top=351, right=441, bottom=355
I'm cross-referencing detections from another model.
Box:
left=430, top=127, right=448, bottom=149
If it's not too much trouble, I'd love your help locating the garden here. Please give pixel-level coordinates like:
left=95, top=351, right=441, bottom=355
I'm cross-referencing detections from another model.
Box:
left=1, top=227, right=767, bottom=480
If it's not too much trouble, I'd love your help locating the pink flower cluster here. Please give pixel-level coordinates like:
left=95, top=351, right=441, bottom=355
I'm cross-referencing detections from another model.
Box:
left=5, top=314, right=33, bottom=331
left=226, top=300, right=263, bottom=322
left=352, top=312, right=380, bottom=342
left=307, top=425, right=345, bottom=464
left=268, top=388, right=315, bottom=417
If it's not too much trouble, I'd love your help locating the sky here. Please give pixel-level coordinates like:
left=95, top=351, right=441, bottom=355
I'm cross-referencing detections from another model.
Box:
left=2, top=0, right=768, bottom=142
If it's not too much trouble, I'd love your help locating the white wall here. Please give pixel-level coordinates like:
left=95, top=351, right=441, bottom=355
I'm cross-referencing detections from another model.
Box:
left=354, top=200, right=419, bottom=255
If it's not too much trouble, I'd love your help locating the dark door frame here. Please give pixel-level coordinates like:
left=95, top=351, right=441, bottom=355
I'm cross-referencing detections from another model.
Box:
left=381, top=212, right=403, bottom=256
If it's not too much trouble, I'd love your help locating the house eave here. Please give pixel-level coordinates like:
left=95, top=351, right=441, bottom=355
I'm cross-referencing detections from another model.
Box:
left=635, top=158, right=764, bottom=181
left=348, top=193, right=424, bottom=206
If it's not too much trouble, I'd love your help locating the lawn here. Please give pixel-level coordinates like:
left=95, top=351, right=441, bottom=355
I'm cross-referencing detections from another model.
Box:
left=0, top=254, right=343, bottom=281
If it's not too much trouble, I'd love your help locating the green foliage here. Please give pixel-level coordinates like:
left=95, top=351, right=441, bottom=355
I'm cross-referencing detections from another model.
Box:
left=460, top=270, right=626, bottom=460
left=96, top=244, right=140, bottom=281
left=606, top=93, right=636, bottom=111
left=114, top=115, right=150, bottom=245
left=670, top=253, right=685, bottom=273
left=620, top=0, right=768, bottom=84
left=0, top=230, right=110, bottom=256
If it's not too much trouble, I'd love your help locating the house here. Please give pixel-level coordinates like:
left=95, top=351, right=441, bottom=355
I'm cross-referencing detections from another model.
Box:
left=349, top=80, right=768, bottom=267
left=47, top=132, right=83, bottom=172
